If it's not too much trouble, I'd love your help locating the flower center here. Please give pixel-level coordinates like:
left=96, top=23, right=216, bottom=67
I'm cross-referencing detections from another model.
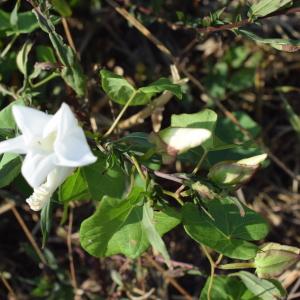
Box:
left=36, top=131, right=57, bottom=153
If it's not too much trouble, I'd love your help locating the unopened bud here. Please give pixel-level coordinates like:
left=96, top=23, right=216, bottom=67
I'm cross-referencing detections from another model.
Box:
left=208, top=154, right=267, bottom=187
left=191, top=182, right=216, bottom=200
left=149, top=127, right=211, bottom=163
left=255, top=243, right=300, bottom=279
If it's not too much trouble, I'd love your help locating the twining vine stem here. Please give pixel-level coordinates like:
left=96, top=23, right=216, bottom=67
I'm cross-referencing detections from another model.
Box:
left=104, top=91, right=137, bottom=137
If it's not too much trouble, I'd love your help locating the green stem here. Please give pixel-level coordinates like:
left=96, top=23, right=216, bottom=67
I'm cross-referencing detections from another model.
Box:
left=162, top=189, right=184, bottom=206
left=0, top=35, right=18, bottom=58
left=217, top=262, right=255, bottom=270
left=201, top=245, right=215, bottom=300
left=141, top=147, right=156, bottom=161
left=104, top=91, right=137, bottom=138
left=131, top=155, right=146, bottom=182
left=0, top=84, right=17, bottom=100
left=30, top=72, right=59, bottom=88
left=192, top=149, right=208, bottom=175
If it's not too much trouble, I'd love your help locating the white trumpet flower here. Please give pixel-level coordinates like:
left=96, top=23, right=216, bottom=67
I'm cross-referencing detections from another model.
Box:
left=0, top=103, right=97, bottom=211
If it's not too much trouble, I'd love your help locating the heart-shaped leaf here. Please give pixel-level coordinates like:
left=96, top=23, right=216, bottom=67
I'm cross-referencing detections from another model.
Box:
left=182, top=198, right=269, bottom=259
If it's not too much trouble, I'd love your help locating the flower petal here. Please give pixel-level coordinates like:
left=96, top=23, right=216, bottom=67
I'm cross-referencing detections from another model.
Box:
left=43, top=102, right=77, bottom=138
left=26, top=166, right=74, bottom=211
left=0, top=135, right=27, bottom=154
left=45, top=103, right=97, bottom=167
left=21, top=152, right=56, bottom=188
left=54, top=128, right=97, bottom=167
left=12, top=105, right=52, bottom=140
left=46, top=166, right=75, bottom=192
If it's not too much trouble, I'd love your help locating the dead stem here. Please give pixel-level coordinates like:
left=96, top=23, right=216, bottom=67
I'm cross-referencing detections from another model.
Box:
left=67, top=206, right=78, bottom=291
left=144, top=254, right=194, bottom=300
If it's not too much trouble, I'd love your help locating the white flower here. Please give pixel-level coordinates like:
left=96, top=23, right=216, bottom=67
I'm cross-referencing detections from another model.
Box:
left=0, top=103, right=97, bottom=211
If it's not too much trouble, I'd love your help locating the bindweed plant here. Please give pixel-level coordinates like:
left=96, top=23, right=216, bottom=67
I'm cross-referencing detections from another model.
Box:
left=0, top=0, right=300, bottom=299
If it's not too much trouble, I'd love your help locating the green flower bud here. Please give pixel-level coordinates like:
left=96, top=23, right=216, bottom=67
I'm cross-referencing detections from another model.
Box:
left=191, top=182, right=216, bottom=200
left=208, top=154, right=267, bottom=187
left=149, top=127, right=211, bottom=163
left=255, top=243, right=300, bottom=279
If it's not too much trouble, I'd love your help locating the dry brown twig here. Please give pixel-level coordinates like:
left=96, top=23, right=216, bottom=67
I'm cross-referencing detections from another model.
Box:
left=67, top=205, right=78, bottom=292
left=0, top=272, right=17, bottom=299
left=144, top=254, right=194, bottom=300
left=0, top=198, right=47, bottom=265
left=62, top=17, right=77, bottom=53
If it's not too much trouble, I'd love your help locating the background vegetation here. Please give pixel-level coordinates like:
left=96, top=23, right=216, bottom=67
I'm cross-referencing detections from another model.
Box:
left=1, top=0, right=300, bottom=299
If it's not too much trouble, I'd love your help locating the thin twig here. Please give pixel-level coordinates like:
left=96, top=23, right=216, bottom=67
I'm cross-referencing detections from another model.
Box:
left=106, top=0, right=172, bottom=59
left=153, top=170, right=184, bottom=184
left=0, top=201, right=15, bottom=215
left=62, top=17, right=77, bottom=52
left=0, top=273, right=17, bottom=299
left=0, top=34, right=18, bottom=58
left=131, top=155, right=147, bottom=181
left=192, top=150, right=208, bottom=175
left=11, top=205, right=47, bottom=265
left=144, top=254, right=194, bottom=300
left=148, top=5, right=300, bottom=34
left=104, top=91, right=137, bottom=137
left=67, top=206, right=78, bottom=291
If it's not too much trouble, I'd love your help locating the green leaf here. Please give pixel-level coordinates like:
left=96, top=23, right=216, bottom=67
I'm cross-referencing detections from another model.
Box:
left=100, top=70, right=181, bottom=106
left=80, top=186, right=142, bottom=257
left=117, top=132, right=154, bottom=152
left=0, top=99, right=24, bottom=131
left=36, top=45, right=57, bottom=63
left=100, top=70, right=136, bottom=105
left=282, top=98, right=300, bottom=137
left=105, top=205, right=179, bottom=258
left=207, top=111, right=263, bottom=165
left=0, top=153, right=21, bottom=188
left=138, top=77, right=182, bottom=100
left=59, top=168, right=90, bottom=203
left=239, top=29, right=300, bottom=52
left=16, top=41, right=33, bottom=77
left=200, top=276, right=258, bottom=300
left=0, top=10, right=10, bottom=32
left=33, top=8, right=86, bottom=96
left=171, top=109, right=218, bottom=150
left=0, top=8, right=41, bottom=36
left=182, top=198, right=269, bottom=260
left=80, top=187, right=181, bottom=258
left=81, top=153, right=127, bottom=201
left=10, top=0, right=20, bottom=28
left=41, top=199, right=53, bottom=247
left=232, top=271, right=286, bottom=300
left=142, top=202, right=170, bottom=265
left=52, top=0, right=72, bottom=17
left=13, top=12, right=40, bottom=35
left=249, top=0, right=292, bottom=18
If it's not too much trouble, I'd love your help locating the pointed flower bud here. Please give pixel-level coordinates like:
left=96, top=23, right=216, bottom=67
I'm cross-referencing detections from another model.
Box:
left=149, top=127, right=211, bottom=163
left=208, top=154, right=267, bottom=187
left=254, top=243, right=300, bottom=279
